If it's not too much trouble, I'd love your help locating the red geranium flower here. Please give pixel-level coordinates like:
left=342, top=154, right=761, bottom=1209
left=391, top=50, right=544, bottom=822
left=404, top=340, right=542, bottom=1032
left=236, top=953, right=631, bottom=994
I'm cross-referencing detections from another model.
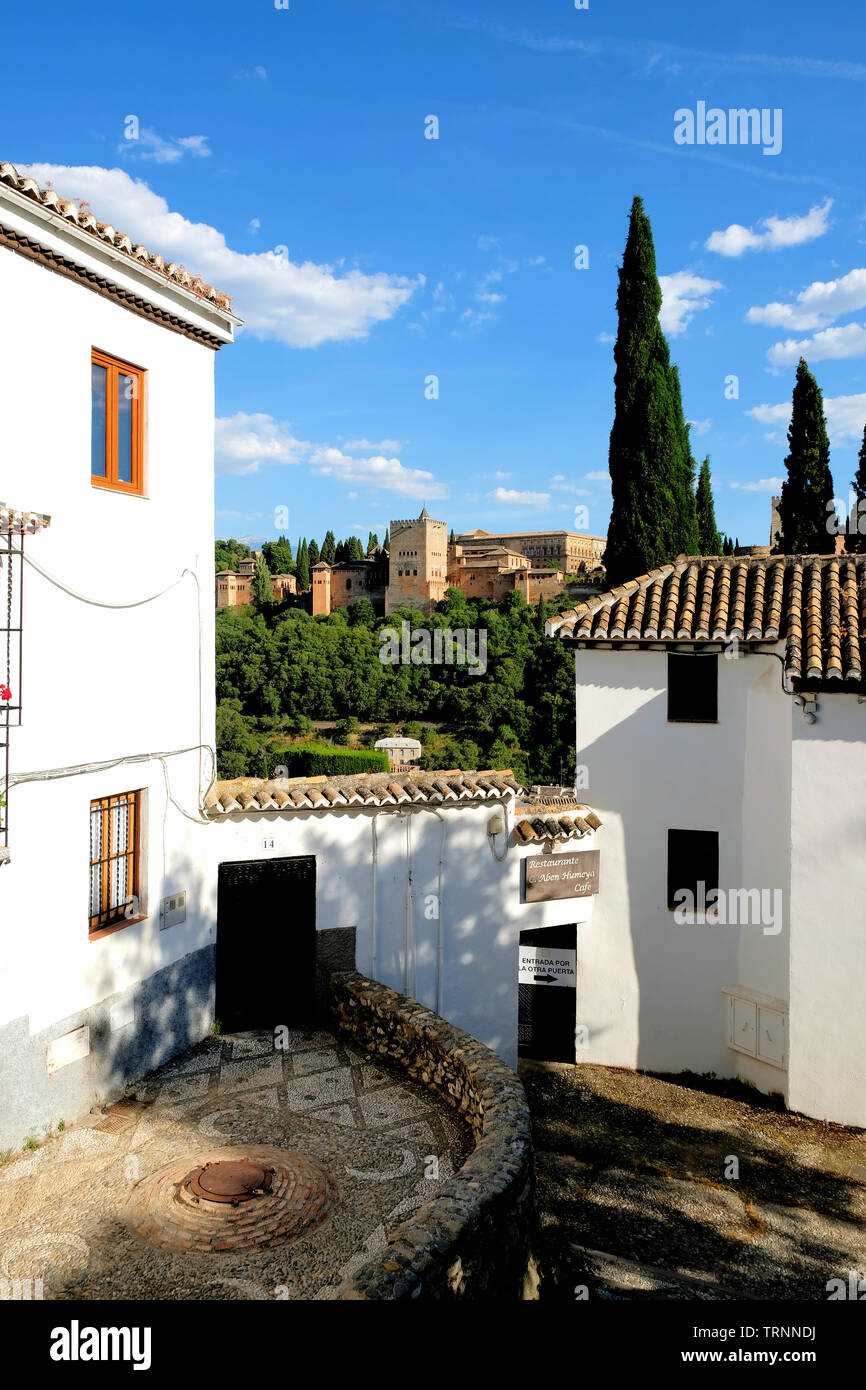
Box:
left=0, top=685, right=12, bottom=702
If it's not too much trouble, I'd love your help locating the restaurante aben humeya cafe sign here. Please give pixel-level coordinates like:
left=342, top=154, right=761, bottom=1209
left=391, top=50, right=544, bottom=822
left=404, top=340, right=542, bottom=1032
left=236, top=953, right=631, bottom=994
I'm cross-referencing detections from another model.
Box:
left=523, top=850, right=600, bottom=903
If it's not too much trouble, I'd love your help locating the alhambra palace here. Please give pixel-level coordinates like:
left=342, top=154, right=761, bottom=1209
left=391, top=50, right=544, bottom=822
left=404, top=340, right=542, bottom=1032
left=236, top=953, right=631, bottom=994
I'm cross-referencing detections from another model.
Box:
left=216, top=508, right=607, bottom=615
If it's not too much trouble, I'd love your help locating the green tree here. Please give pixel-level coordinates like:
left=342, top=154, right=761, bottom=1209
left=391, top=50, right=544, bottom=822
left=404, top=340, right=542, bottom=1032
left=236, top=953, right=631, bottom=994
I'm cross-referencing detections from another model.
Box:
left=261, top=536, right=293, bottom=574
left=695, top=457, right=722, bottom=555
left=777, top=358, right=835, bottom=555
left=215, top=700, right=261, bottom=779
left=383, top=528, right=390, bottom=552
left=321, top=530, right=336, bottom=565
left=604, top=196, right=699, bottom=586
left=848, top=421, right=866, bottom=552
left=296, top=539, right=311, bottom=589
left=308, top=538, right=320, bottom=567
left=215, top=538, right=251, bottom=572
left=449, top=528, right=455, bottom=544
left=367, top=531, right=379, bottom=553
left=349, top=536, right=365, bottom=561
left=252, top=552, right=274, bottom=605
left=348, top=596, right=376, bottom=626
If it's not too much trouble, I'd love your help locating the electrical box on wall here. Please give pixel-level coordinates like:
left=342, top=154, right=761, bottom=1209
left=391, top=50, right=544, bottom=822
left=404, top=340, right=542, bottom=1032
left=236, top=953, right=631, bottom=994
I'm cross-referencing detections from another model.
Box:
left=723, top=987, right=788, bottom=1069
left=159, top=891, right=187, bottom=930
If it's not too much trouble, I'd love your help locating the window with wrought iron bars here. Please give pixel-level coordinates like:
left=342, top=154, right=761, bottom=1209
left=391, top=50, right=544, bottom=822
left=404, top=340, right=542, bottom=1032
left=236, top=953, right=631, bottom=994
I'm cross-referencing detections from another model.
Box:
left=89, top=791, right=142, bottom=936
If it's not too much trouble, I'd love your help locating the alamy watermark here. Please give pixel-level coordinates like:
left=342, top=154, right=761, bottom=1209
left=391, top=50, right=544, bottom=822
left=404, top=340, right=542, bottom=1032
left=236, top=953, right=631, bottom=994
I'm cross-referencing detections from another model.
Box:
left=378, top=621, right=487, bottom=675
left=674, top=103, right=782, bottom=157
left=673, top=881, right=783, bottom=935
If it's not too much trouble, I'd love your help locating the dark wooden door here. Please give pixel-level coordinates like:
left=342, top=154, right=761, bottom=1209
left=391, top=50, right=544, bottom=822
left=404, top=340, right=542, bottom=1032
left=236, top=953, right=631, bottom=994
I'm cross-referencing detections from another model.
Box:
left=216, top=856, right=316, bottom=1031
left=518, top=923, right=577, bottom=1063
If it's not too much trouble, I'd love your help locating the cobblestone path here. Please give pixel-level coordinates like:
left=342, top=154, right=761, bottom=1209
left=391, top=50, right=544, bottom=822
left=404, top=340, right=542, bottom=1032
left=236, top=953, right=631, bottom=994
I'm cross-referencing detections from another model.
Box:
left=0, top=1029, right=471, bottom=1300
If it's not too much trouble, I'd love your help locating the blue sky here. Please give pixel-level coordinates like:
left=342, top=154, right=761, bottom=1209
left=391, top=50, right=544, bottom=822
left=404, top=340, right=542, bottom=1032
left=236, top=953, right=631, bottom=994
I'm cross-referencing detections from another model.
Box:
left=7, top=0, right=866, bottom=552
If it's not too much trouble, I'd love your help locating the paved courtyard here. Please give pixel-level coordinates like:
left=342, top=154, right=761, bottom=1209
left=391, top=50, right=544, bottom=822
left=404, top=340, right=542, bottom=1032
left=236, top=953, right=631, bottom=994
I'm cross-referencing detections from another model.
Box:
left=523, top=1061, right=866, bottom=1301
left=0, top=1028, right=471, bottom=1300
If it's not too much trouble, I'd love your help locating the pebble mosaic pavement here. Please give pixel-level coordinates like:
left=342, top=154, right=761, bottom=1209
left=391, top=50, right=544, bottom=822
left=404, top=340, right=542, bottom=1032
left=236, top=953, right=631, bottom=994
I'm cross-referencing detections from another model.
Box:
left=0, top=1029, right=472, bottom=1300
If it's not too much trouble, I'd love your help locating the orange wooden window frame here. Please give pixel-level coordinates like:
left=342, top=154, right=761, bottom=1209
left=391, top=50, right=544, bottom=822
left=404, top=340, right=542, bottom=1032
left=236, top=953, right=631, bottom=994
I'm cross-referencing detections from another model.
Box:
left=89, top=790, right=141, bottom=936
left=91, top=349, right=144, bottom=495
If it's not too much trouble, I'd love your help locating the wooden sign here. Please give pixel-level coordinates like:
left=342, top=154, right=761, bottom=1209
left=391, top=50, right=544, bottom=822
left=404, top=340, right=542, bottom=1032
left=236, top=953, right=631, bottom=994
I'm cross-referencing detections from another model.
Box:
left=524, top=849, right=600, bottom=902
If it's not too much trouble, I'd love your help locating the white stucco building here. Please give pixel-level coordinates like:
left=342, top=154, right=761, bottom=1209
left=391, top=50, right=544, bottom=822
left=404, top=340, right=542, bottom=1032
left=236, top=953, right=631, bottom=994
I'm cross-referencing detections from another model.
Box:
left=0, top=162, right=239, bottom=1148
left=547, top=552, right=866, bottom=1129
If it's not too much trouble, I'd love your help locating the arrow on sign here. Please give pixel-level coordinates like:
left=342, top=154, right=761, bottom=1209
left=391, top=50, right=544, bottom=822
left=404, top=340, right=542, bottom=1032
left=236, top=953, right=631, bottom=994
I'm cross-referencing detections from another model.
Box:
left=533, top=974, right=557, bottom=984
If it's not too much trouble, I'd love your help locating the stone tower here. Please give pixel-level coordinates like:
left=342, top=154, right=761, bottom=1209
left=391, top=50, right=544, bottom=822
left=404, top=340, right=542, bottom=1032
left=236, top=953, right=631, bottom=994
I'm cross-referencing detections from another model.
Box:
left=386, top=506, right=448, bottom=615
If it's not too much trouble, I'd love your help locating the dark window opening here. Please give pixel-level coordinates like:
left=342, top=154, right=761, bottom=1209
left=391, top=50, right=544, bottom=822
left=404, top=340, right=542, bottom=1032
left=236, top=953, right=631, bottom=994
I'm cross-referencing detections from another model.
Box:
left=668, top=653, right=718, bottom=723
left=667, top=828, right=719, bottom=910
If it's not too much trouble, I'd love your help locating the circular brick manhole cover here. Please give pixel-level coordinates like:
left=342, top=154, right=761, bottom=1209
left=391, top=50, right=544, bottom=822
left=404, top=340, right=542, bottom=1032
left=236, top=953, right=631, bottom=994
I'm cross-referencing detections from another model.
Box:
left=124, top=1145, right=338, bottom=1253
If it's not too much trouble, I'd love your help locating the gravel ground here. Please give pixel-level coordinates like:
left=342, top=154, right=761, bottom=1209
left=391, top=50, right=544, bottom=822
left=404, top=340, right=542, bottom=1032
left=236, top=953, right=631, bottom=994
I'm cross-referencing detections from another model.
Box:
left=522, top=1061, right=866, bottom=1301
left=0, top=1029, right=471, bottom=1300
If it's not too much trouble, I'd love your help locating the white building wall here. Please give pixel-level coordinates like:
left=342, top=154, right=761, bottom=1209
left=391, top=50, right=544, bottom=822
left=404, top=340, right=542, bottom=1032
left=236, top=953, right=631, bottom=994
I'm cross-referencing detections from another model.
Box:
left=573, top=646, right=791, bottom=1091
left=207, top=800, right=597, bottom=1071
left=0, top=236, right=225, bottom=1145
left=788, top=696, right=866, bottom=1126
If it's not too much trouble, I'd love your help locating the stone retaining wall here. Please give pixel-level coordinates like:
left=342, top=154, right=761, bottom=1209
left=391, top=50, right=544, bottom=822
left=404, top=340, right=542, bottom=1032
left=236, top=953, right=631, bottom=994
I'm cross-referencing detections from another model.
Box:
left=330, top=972, right=535, bottom=1299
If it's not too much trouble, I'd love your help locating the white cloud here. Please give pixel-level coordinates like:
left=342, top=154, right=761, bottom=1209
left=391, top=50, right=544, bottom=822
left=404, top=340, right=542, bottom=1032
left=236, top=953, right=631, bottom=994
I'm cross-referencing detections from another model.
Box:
left=343, top=438, right=404, bottom=453
left=117, top=129, right=212, bottom=164
left=597, top=330, right=616, bottom=343
left=551, top=476, right=591, bottom=495
left=585, top=470, right=612, bottom=482
left=21, top=164, right=420, bottom=347
left=688, top=418, right=713, bottom=435
left=747, top=267, right=866, bottom=331
left=706, top=199, right=832, bottom=257
left=494, top=470, right=512, bottom=479
left=311, top=447, right=447, bottom=500
left=477, top=234, right=501, bottom=251
left=747, top=392, right=866, bottom=444
left=525, top=255, right=546, bottom=267
left=766, top=322, right=866, bottom=367
left=659, top=272, right=723, bottom=335
left=730, top=477, right=784, bottom=492
left=248, top=217, right=261, bottom=233
left=215, top=413, right=309, bottom=475
left=490, top=487, right=551, bottom=507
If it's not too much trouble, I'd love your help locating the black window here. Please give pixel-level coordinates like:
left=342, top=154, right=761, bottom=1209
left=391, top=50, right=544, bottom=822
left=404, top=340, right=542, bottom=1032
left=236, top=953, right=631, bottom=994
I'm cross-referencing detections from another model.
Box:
left=667, top=829, right=719, bottom=910
left=668, top=654, right=717, bottom=722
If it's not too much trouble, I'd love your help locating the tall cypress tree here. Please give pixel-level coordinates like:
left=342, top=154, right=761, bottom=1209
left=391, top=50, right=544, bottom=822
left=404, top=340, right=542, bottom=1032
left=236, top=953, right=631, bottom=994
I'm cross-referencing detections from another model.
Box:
left=695, top=457, right=722, bottom=555
left=604, top=196, right=699, bottom=586
left=848, top=421, right=866, bottom=553
left=251, top=552, right=273, bottom=605
left=321, top=530, right=336, bottom=565
left=308, top=538, right=320, bottom=567
left=383, top=527, right=390, bottom=552
left=777, top=358, right=835, bottom=555
left=296, top=539, right=311, bottom=589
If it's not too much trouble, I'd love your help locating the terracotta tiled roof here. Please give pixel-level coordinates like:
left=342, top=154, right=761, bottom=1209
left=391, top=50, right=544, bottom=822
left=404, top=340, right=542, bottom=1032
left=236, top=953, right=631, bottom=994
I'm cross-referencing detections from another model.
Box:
left=514, top=807, right=601, bottom=843
left=546, top=554, right=866, bottom=687
left=0, top=502, right=50, bottom=535
left=206, top=769, right=523, bottom=815
left=0, top=162, right=233, bottom=311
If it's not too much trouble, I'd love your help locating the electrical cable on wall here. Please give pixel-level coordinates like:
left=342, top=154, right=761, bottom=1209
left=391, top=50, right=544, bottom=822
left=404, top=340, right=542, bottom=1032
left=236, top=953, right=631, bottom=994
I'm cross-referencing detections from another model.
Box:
left=10, top=548, right=212, bottom=817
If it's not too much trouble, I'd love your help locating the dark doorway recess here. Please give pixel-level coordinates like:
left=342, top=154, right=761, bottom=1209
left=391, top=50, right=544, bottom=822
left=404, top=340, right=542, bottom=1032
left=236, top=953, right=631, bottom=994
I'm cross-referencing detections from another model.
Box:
left=518, top=922, right=577, bottom=1063
left=216, top=856, right=316, bottom=1031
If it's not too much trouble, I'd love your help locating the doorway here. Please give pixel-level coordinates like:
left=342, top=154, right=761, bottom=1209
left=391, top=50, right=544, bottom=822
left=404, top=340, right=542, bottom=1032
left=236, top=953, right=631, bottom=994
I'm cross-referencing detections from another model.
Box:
left=216, top=856, right=316, bottom=1032
left=518, top=923, right=577, bottom=1062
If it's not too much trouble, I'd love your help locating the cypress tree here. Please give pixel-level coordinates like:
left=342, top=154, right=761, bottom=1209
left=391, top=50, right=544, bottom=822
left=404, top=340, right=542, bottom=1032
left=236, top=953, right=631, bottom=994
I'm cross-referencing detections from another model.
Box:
left=695, top=457, right=722, bottom=555
left=848, top=421, right=866, bottom=553
left=308, top=538, right=320, bottom=567
left=449, top=527, right=456, bottom=544
left=383, top=527, right=390, bottom=552
left=350, top=536, right=365, bottom=561
left=296, top=539, right=311, bottom=589
left=777, top=358, right=835, bottom=555
left=321, top=530, right=336, bottom=565
left=251, top=552, right=273, bottom=605
left=604, top=196, right=699, bottom=586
